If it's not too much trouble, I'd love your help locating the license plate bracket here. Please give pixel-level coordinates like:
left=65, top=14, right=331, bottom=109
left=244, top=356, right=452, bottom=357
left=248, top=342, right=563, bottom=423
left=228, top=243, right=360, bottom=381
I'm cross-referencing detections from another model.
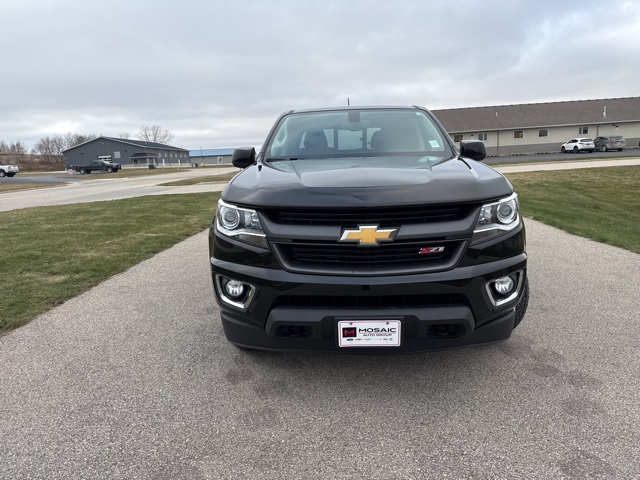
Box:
left=338, top=320, right=401, bottom=347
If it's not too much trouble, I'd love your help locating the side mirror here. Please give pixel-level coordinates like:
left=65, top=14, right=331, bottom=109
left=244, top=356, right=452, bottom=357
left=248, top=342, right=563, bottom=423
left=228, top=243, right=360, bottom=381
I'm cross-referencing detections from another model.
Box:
left=232, top=147, right=256, bottom=168
left=459, top=140, right=487, bottom=162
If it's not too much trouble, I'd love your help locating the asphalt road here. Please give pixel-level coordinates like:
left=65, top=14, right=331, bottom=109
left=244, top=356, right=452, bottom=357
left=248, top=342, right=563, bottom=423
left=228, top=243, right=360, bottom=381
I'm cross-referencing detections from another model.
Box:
left=483, top=147, right=640, bottom=164
left=0, top=168, right=237, bottom=212
left=1, top=219, right=639, bottom=479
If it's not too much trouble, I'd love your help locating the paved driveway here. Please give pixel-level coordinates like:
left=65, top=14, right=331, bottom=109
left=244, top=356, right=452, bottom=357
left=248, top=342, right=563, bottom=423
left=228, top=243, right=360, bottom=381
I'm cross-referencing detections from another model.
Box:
left=0, top=168, right=236, bottom=212
left=1, top=219, right=638, bottom=479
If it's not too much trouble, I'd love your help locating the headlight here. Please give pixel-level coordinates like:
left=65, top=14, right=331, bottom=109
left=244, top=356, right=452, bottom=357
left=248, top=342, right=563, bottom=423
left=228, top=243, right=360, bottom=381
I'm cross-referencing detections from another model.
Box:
left=215, top=199, right=267, bottom=248
left=471, top=193, right=520, bottom=244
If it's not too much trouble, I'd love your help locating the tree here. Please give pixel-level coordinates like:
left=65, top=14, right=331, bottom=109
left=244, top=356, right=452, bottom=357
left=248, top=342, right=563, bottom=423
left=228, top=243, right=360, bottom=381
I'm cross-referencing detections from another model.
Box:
left=62, top=132, right=97, bottom=150
left=34, top=136, right=66, bottom=164
left=137, top=125, right=173, bottom=145
left=118, top=132, right=130, bottom=139
left=6, top=141, right=29, bottom=165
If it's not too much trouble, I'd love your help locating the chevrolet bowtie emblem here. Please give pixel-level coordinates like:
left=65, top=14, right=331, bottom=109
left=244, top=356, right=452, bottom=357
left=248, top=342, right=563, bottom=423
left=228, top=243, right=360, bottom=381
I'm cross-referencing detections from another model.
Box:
left=339, top=225, right=398, bottom=247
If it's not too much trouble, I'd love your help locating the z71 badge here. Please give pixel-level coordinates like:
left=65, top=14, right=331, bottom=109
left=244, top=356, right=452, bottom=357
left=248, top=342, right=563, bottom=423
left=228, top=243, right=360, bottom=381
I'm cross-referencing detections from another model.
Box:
left=419, top=246, right=445, bottom=255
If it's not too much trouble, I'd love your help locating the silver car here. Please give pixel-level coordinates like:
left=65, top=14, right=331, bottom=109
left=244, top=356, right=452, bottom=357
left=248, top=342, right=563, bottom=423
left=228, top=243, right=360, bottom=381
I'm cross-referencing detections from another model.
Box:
left=594, top=136, right=626, bottom=152
left=561, top=138, right=595, bottom=154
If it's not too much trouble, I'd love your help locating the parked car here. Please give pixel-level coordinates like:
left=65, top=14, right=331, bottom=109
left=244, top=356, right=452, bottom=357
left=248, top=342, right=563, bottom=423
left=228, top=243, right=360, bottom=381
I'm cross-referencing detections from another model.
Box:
left=67, top=160, right=121, bottom=174
left=0, top=163, right=19, bottom=177
left=209, top=106, right=529, bottom=353
left=560, top=138, right=595, bottom=153
left=594, top=136, right=625, bottom=152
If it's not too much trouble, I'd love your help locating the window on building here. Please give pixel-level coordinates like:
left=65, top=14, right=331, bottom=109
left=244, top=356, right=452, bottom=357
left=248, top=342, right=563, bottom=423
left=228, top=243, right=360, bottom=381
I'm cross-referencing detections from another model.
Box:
left=478, top=133, right=488, bottom=141
left=453, top=134, right=463, bottom=143
left=539, top=129, right=548, bottom=137
left=514, top=131, right=524, bottom=139
left=579, top=126, right=589, bottom=135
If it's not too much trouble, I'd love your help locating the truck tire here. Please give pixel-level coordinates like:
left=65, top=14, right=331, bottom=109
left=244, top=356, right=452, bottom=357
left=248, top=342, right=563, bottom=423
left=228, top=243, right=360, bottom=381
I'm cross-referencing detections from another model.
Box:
left=0, top=170, right=6, bottom=177
left=513, top=278, right=529, bottom=329
left=80, top=168, right=86, bottom=174
left=107, top=167, right=113, bottom=173
left=86, top=170, right=91, bottom=174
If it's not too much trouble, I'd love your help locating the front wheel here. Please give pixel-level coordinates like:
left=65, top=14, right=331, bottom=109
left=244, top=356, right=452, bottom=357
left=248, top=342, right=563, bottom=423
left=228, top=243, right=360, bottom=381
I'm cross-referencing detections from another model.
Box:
left=602, top=145, right=608, bottom=152
left=513, top=278, right=529, bottom=329
left=107, top=167, right=113, bottom=173
left=0, top=170, right=6, bottom=177
left=79, top=168, right=86, bottom=174
left=561, top=147, right=566, bottom=153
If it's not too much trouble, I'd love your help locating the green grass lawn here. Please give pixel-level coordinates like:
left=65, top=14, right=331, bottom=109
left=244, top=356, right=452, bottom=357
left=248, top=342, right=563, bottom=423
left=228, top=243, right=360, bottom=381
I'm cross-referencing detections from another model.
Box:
left=0, top=192, right=219, bottom=335
left=506, top=165, right=640, bottom=253
left=0, top=182, right=58, bottom=193
left=159, top=171, right=239, bottom=186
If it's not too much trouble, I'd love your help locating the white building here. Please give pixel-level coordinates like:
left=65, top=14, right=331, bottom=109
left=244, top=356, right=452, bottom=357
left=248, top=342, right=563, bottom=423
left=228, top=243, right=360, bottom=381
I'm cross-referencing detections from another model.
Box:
left=433, top=97, right=640, bottom=156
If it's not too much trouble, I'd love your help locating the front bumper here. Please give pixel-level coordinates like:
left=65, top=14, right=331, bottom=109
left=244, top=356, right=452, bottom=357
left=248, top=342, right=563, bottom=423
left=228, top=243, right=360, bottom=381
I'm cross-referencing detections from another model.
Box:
left=210, top=250, right=527, bottom=353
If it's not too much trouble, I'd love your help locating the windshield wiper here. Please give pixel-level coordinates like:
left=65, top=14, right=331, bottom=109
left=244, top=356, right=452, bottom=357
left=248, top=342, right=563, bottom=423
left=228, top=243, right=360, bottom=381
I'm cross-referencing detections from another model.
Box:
left=264, top=157, right=302, bottom=162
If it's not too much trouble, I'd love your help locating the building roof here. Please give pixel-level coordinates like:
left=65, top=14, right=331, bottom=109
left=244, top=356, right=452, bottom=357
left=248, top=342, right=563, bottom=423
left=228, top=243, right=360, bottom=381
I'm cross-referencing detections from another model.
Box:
left=63, top=136, right=189, bottom=153
left=189, top=148, right=236, bottom=157
left=432, top=97, right=640, bottom=133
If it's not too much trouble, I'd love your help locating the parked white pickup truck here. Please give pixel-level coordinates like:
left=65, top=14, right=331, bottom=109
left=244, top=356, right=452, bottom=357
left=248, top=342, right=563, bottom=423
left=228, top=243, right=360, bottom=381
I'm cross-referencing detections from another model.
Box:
left=0, top=163, right=19, bottom=177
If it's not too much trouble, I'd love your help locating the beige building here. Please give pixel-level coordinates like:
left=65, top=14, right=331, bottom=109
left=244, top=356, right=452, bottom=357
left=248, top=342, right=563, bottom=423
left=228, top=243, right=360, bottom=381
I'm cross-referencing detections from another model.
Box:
left=433, top=97, right=640, bottom=156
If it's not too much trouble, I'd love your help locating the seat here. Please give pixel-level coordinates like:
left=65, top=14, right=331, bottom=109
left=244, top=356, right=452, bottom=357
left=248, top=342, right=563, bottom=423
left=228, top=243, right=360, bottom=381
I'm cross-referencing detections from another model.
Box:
left=303, top=131, right=329, bottom=154
left=370, top=130, right=386, bottom=150
left=370, top=127, right=419, bottom=152
left=370, top=129, right=395, bottom=151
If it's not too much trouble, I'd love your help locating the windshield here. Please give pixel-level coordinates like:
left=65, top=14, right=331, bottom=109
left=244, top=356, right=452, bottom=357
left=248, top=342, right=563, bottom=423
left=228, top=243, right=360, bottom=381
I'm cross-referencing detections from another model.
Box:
left=264, top=109, right=453, bottom=166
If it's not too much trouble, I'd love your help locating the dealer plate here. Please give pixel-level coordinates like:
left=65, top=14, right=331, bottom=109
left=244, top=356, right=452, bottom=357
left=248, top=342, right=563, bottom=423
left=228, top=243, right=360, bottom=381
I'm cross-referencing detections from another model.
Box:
left=338, top=320, right=401, bottom=347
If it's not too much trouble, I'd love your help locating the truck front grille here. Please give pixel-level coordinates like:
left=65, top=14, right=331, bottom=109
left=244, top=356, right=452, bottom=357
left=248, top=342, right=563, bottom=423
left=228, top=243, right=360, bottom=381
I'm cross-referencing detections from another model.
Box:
left=265, top=205, right=471, bottom=227
left=273, top=239, right=465, bottom=274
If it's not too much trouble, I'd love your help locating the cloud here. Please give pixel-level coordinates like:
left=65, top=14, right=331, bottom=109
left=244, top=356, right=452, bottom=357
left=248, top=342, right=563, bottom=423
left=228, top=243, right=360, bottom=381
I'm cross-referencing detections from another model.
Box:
left=1, top=0, right=639, bottom=149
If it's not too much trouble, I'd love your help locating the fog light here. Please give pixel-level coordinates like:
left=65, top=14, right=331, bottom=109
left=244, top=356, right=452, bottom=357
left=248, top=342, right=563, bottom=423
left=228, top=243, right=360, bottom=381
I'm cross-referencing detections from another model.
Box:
left=493, top=276, right=515, bottom=295
left=225, top=279, right=245, bottom=298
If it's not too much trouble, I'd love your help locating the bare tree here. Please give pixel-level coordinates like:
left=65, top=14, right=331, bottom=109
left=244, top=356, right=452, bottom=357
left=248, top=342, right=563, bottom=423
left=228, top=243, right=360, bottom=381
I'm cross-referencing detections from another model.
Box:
left=118, top=132, right=130, bottom=139
left=137, top=125, right=173, bottom=144
left=0, top=140, right=9, bottom=153
left=6, top=141, right=29, bottom=165
left=62, top=132, right=97, bottom=150
left=34, top=136, right=66, bottom=164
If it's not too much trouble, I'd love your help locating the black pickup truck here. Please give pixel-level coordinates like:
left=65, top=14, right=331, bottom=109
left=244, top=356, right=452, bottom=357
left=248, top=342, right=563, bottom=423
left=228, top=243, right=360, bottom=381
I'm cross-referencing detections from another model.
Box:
left=209, top=106, right=528, bottom=353
left=69, top=160, right=121, bottom=174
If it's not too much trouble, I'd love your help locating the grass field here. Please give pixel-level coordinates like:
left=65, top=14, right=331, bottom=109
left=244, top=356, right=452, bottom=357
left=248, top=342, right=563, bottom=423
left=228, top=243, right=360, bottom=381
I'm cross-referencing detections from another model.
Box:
left=506, top=165, right=640, bottom=253
left=158, top=171, right=239, bottom=186
left=0, top=192, right=220, bottom=334
left=0, top=182, right=57, bottom=193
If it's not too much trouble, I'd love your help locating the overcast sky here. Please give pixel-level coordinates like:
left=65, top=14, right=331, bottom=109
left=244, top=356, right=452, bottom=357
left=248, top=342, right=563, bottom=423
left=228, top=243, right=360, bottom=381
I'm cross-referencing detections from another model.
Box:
left=2, top=0, right=639, bottom=150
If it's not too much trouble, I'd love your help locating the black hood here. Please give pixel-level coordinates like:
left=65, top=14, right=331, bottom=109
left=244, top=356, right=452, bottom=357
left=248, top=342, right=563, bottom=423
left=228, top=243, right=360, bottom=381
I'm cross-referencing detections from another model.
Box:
left=222, top=156, right=512, bottom=208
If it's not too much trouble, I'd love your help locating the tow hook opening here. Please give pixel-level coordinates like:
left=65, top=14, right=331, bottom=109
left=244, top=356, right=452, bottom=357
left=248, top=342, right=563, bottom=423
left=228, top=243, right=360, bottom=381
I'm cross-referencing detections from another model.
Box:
left=425, top=324, right=465, bottom=338
left=275, top=325, right=311, bottom=338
